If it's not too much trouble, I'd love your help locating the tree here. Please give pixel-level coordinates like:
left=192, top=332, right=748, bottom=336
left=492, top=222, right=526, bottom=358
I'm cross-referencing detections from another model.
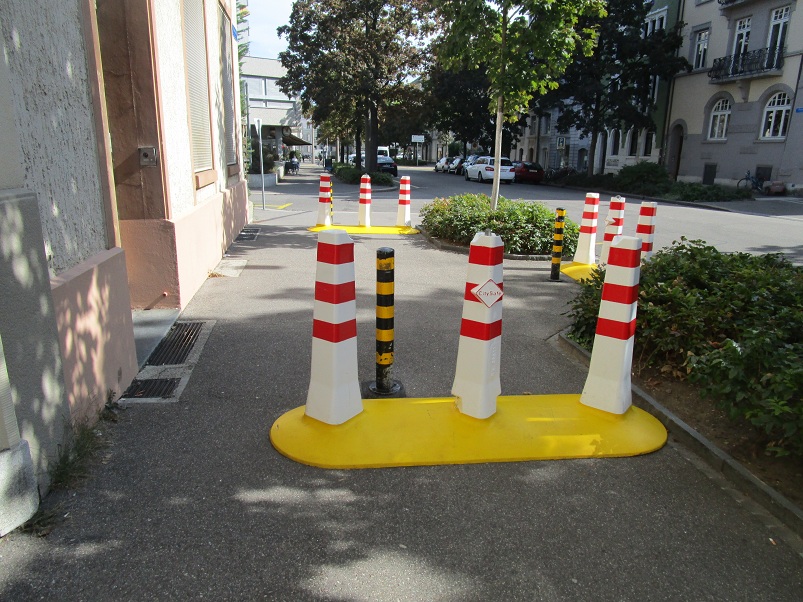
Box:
left=553, top=0, right=691, bottom=175
left=278, top=0, right=434, bottom=173
left=434, top=0, right=605, bottom=208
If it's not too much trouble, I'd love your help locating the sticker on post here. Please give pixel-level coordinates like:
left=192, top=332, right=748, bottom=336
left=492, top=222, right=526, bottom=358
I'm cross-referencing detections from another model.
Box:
left=471, top=279, right=503, bottom=308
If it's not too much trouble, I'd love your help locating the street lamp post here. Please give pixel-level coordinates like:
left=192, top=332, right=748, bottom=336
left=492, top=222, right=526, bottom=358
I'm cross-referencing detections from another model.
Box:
left=255, top=118, right=265, bottom=210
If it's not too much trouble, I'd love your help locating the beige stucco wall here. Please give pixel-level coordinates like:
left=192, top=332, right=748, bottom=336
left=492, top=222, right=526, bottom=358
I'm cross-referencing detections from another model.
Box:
left=1, top=0, right=109, bottom=274
left=0, top=45, right=24, bottom=191
left=50, top=248, right=138, bottom=424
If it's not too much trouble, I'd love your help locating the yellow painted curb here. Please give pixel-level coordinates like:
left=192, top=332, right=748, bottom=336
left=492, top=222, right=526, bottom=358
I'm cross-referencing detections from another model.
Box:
left=270, top=394, right=667, bottom=469
left=308, top=225, right=420, bottom=235
left=561, top=262, right=598, bottom=282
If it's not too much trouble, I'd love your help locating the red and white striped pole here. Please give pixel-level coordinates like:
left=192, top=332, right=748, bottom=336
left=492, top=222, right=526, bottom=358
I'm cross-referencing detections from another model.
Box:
left=574, top=193, right=600, bottom=265
left=580, top=235, right=642, bottom=415
left=636, top=201, right=658, bottom=261
left=599, top=196, right=626, bottom=265
left=452, top=231, right=504, bottom=419
left=359, top=174, right=372, bottom=227
left=396, top=176, right=411, bottom=227
left=316, top=174, right=333, bottom=227
left=305, top=229, right=362, bottom=425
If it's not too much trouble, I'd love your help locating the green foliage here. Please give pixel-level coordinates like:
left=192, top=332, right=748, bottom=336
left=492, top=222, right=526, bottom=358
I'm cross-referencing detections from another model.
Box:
left=667, top=182, right=753, bottom=202
left=567, top=238, right=803, bottom=456
left=613, top=162, right=672, bottom=195
left=420, top=194, right=579, bottom=256
left=331, top=163, right=394, bottom=187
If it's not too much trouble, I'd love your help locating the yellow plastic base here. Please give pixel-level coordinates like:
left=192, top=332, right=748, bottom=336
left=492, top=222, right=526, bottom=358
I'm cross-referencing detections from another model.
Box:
left=308, top=225, right=420, bottom=235
left=561, top=262, right=598, bottom=282
left=270, top=394, right=667, bottom=469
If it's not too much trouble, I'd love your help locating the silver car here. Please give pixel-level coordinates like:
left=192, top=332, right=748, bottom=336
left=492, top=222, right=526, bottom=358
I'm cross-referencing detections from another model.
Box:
left=464, top=156, right=515, bottom=183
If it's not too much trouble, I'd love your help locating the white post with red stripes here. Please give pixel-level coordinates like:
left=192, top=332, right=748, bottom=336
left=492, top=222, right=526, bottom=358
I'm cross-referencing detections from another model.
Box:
left=358, top=174, right=372, bottom=227
left=574, top=193, right=600, bottom=265
left=636, top=202, right=658, bottom=261
left=452, top=231, right=504, bottom=419
left=599, top=196, right=626, bottom=266
left=580, top=236, right=642, bottom=415
left=305, top=229, right=363, bottom=425
left=396, top=176, right=411, bottom=227
left=316, top=174, right=333, bottom=227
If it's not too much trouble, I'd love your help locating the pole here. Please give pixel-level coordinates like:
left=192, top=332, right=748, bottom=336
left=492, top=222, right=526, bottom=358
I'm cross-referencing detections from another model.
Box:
left=370, top=247, right=401, bottom=396
left=550, top=208, right=566, bottom=281
left=256, top=118, right=265, bottom=210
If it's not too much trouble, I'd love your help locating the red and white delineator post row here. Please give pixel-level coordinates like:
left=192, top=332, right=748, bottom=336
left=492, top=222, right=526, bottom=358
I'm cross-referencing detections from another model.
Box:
left=573, top=192, right=600, bottom=265
left=316, top=174, right=333, bottom=227
left=358, top=174, right=372, bottom=227
left=305, top=229, right=363, bottom=425
left=452, top=231, right=504, bottom=419
left=396, top=176, right=412, bottom=227
left=580, top=235, right=642, bottom=414
left=636, top=201, right=658, bottom=261
left=599, top=196, right=626, bottom=266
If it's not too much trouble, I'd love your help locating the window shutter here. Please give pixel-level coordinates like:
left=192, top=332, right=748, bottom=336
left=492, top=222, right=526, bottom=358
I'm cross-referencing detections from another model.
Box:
left=183, top=0, right=213, bottom=172
left=219, top=6, right=237, bottom=165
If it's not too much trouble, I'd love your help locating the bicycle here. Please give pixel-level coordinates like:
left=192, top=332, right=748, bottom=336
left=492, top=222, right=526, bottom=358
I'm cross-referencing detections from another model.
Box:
left=737, top=170, right=764, bottom=192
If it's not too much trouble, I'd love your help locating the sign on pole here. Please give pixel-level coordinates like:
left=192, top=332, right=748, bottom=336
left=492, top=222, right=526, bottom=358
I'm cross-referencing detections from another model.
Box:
left=411, top=135, right=425, bottom=143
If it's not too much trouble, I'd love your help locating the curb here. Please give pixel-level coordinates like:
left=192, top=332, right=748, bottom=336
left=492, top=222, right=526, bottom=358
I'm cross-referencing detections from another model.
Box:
left=555, top=331, right=803, bottom=539
left=417, top=226, right=553, bottom=262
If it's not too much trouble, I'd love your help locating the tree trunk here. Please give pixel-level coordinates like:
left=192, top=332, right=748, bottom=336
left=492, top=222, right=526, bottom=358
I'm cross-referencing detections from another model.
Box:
left=491, top=93, right=504, bottom=210
left=365, top=101, right=378, bottom=173
left=355, top=120, right=363, bottom=171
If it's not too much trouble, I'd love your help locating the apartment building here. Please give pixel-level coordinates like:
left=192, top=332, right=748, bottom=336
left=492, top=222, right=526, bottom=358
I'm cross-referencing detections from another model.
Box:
left=666, top=0, right=802, bottom=186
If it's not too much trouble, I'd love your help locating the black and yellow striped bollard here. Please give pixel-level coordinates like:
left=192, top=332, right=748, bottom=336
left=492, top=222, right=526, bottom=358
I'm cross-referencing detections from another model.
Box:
left=369, top=247, right=402, bottom=395
left=550, top=208, right=566, bottom=281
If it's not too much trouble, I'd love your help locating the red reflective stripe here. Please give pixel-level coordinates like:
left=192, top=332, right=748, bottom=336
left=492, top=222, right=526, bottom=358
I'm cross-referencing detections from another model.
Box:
left=468, top=245, right=503, bottom=266
left=585, top=196, right=600, bottom=205
left=398, top=200, right=411, bottom=205
left=317, top=242, right=354, bottom=264
left=315, top=281, right=356, bottom=304
left=642, top=242, right=653, bottom=251
left=596, top=317, right=636, bottom=340
left=464, top=281, right=504, bottom=301
left=359, top=198, right=371, bottom=204
left=313, top=319, right=357, bottom=342
left=636, top=224, right=655, bottom=234
left=460, top=319, right=502, bottom=340
left=607, top=246, right=641, bottom=268
left=610, top=201, right=626, bottom=211
left=601, top=283, right=639, bottom=304
left=582, top=210, right=599, bottom=219
left=579, top=225, right=596, bottom=234
left=640, top=206, right=657, bottom=216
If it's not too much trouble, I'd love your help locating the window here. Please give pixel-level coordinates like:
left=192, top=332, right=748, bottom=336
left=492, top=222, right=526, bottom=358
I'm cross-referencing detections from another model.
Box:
left=708, top=98, right=731, bottom=139
left=766, top=6, right=789, bottom=69
left=761, top=92, right=791, bottom=139
left=183, top=0, right=213, bottom=173
left=611, top=129, right=620, bottom=156
left=694, top=30, right=709, bottom=69
left=219, top=6, right=237, bottom=166
left=628, top=129, right=638, bottom=156
left=733, top=17, right=750, bottom=55
left=643, top=131, right=654, bottom=156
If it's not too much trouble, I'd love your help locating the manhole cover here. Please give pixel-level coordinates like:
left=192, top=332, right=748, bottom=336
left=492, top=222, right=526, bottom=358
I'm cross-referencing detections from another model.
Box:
left=235, top=233, right=257, bottom=241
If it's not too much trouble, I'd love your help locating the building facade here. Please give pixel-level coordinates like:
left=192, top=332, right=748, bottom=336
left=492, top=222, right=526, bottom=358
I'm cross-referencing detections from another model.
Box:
left=1, top=0, right=248, bottom=517
left=666, top=0, right=802, bottom=187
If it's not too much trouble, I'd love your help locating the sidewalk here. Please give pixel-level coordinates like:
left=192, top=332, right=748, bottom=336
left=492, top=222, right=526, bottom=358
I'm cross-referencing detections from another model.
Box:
left=1, top=196, right=802, bottom=600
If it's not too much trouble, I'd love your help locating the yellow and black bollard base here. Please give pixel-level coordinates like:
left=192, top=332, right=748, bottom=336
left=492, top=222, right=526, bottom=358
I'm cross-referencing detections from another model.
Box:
left=368, top=247, right=402, bottom=396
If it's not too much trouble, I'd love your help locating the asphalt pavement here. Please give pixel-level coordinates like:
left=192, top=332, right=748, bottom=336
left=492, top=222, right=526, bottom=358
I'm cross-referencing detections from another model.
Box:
left=1, top=165, right=801, bottom=600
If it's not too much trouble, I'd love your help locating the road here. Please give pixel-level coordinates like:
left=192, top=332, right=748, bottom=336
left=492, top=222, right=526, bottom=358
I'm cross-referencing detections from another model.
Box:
left=261, top=163, right=803, bottom=264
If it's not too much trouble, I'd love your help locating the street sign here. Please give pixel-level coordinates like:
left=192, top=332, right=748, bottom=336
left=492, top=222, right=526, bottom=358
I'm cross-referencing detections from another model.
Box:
left=411, top=134, right=425, bottom=143
left=471, top=279, right=503, bottom=308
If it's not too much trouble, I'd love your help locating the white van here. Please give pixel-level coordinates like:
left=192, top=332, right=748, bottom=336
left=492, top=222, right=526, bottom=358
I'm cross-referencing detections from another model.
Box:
left=377, top=146, right=390, bottom=157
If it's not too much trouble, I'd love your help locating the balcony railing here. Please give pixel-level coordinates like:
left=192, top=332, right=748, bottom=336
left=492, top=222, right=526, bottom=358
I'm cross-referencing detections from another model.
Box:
left=708, top=47, right=784, bottom=81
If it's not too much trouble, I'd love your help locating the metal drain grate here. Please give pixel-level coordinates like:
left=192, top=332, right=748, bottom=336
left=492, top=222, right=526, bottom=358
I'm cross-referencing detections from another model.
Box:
left=236, top=227, right=259, bottom=241
left=121, top=378, right=181, bottom=399
left=146, top=322, right=204, bottom=366
left=241, top=227, right=259, bottom=233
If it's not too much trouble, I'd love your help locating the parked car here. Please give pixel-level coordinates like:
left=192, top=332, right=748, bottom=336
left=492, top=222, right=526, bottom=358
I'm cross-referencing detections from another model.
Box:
left=448, top=156, right=464, bottom=174
left=512, top=161, right=545, bottom=184
left=348, top=153, right=365, bottom=165
left=464, top=156, right=515, bottom=183
left=460, top=154, right=479, bottom=175
left=434, top=156, right=453, bottom=172
left=376, top=155, right=398, bottom=177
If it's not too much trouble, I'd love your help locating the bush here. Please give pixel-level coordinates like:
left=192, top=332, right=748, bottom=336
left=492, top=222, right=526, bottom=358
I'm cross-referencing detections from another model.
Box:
left=614, top=162, right=673, bottom=196
left=566, top=238, right=803, bottom=457
left=332, top=163, right=396, bottom=186
left=420, top=194, right=579, bottom=256
left=666, top=182, right=753, bottom=202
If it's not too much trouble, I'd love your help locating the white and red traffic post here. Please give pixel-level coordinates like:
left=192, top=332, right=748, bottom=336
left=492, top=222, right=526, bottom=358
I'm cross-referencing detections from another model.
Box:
left=358, top=174, right=371, bottom=228
left=599, top=196, right=626, bottom=265
left=574, top=192, right=600, bottom=265
left=396, top=176, right=411, bottom=227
